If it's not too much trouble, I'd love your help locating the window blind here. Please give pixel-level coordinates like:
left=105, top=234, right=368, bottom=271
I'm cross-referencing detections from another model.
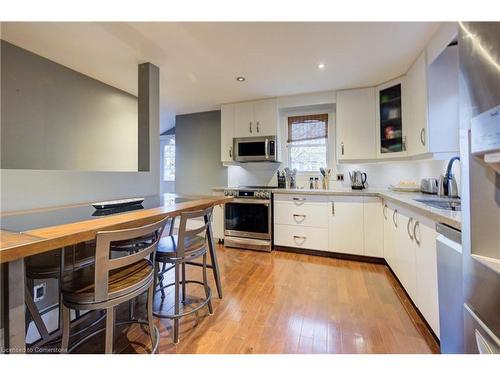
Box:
left=287, top=114, right=328, bottom=143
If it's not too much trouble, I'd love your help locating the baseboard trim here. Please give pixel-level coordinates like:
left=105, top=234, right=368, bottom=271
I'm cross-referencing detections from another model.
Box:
left=384, top=263, right=441, bottom=348
left=274, top=246, right=386, bottom=264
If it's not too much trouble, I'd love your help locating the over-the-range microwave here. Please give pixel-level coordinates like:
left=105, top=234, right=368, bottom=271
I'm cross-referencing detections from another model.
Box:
left=233, top=136, right=277, bottom=162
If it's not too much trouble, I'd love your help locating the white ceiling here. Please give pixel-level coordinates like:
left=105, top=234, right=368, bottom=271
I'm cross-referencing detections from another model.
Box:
left=1, top=22, right=441, bottom=133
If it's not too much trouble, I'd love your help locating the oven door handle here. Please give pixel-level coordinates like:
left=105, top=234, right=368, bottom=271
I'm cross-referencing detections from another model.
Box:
left=230, top=198, right=270, bottom=205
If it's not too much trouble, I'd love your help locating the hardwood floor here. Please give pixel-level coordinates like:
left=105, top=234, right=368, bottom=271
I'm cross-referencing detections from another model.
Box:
left=77, top=244, right=440, bottom=354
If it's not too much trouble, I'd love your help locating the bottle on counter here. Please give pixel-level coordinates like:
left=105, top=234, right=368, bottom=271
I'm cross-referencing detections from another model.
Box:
left=314, top=177, right=319, bottom=189
left=309, top=177, right=314, bottom=189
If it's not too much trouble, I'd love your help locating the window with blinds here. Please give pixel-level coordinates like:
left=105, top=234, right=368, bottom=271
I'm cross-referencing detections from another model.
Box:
left=287, top=113, right=329, bottom=172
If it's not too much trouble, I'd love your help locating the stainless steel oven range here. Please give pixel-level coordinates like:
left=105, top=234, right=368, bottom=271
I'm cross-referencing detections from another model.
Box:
left=223, top=186, right=275, bottom=252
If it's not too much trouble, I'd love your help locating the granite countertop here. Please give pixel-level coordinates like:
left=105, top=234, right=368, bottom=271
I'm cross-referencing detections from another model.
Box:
left=212, top=186, right=462, bottom=230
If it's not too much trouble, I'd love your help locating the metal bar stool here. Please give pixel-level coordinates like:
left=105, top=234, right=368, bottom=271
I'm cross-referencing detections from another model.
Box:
left=60, top=218, right=168, bottom=354
left=108, top=227, right=173, bottom=321
left=153, top=207, right=214, bottom=344
left=24, top=243, right=99, bottom=348
left=168, top=213, right=223, bottom=299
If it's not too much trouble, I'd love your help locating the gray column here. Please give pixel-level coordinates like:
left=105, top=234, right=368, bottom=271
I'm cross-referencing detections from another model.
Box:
left=138, top=63, right=160, bottom=172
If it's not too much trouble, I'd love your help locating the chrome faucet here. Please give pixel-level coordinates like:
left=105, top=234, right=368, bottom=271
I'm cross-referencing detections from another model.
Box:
left=438, top=157, right=460, bottom=198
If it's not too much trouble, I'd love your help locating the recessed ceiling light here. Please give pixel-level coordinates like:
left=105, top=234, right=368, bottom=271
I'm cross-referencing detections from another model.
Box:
left=317, top=63, right=326, bottom=70
left=236, top=76, right=245, bottom=82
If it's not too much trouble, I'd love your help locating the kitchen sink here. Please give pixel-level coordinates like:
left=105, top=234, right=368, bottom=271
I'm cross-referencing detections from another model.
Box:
left=414, top=198, right=461, bottom=211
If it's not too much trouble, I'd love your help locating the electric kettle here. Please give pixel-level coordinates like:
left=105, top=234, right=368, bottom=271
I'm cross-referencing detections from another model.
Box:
left=349, top=170, right=367, bottom=190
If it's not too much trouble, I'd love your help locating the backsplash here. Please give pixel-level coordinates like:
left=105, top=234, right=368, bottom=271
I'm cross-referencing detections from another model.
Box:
left=227, top=159, right=459, bottom=191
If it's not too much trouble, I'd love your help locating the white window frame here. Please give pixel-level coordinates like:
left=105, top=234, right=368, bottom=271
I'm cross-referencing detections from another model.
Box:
left=283, top=110, right=333, bottom=174
left=160, top=135, right=175, bottom=182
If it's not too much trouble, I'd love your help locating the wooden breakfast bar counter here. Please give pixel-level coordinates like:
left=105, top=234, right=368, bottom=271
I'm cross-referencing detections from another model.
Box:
left=0, top=194, right=232, bottom=353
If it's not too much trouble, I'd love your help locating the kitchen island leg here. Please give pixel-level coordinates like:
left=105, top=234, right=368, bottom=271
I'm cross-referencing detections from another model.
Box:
left=4, top=259, right=26, bottom=353
left=205, top=215, right=223, bottom=299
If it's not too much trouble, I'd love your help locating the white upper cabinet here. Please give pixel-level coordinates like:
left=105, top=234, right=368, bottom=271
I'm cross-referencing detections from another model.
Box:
left=253, top=99, right=278, bottom=136
left=234, top=98, right=277, bottom=138
left=234, top=101, right=254, bottom=137
left=426, top=44, right=459, bottom=155
left=375, top=77, right=408, bottom=158
left=405, top=52, right=429, bottom=156
left=221, top=104, right=235, bottom=163
left=336, top=87, right=377, bottom=160
left=404, top=46, right=459, bottom=157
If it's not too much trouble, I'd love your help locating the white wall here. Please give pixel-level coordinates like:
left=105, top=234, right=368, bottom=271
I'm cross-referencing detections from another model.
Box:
left=228, top=159, right=451, bottom=190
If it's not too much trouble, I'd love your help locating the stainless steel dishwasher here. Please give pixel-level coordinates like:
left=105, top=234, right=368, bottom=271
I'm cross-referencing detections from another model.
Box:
left=436, top=223, right=464, bottom=353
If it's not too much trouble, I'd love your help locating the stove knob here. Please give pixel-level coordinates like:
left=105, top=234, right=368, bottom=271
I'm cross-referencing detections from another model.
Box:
left=264, top=192, right=270, bottom=199
left=224, top=191, right=228, bottom=196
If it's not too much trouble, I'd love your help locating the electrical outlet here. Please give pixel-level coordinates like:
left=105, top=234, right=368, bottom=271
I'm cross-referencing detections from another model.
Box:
left=33, top=282, right=46, bottom=302
left=336, top=174, right=344, bottom=181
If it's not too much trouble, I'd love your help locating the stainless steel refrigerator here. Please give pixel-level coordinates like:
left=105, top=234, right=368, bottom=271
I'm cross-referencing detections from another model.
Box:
left=459, top=22, right=500, bottom=354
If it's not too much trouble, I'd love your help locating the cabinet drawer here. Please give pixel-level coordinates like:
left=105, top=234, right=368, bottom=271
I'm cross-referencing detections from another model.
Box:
left=273, top=193, right=330, bottom=204
left=274, top=224, right=328, bottom=251
left=274, top=201, right=329, bottom=228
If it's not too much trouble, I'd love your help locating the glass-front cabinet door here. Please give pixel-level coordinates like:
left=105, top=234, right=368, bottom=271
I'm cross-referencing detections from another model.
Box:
left=376, top=78, right=407, bottom=158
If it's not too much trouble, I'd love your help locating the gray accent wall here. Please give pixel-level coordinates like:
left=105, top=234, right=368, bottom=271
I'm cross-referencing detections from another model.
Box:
left=175, top=111, right=226, bottom=195
left=1, top=40, right=138, bottom=172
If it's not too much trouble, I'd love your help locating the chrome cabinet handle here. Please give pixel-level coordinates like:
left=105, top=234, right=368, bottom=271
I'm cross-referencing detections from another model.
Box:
left=293, top=214, right=306, bottom=218
left=293, top=235, right=307, bottom=240
left=341, top=142, right=345, bottom=155
left=249, top=121, right=253, bottom=133
left=265, top=138, right=269, bottom=159
left=407, top=217, right=414, bottom=240
left=420, top=128, right=426, bottom=146
left=256, top=121, right=260, bottom=133
left=229, top=146, right=233, bottom=158
left=383, top=204, right=388, bottom=220
left=331, top=202, right=335, bottom=215
left=293, top=197, right=306, bottom=201
left=393, top=209, right=398, bottom=227
left=402, top=136, right=407, bottom=151
left=413, top=220, right=421, bottom=245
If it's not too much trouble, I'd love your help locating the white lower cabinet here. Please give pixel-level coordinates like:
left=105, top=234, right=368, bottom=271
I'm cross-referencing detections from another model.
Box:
left=414, top=219, right=440, bottom=337
left=273, top=194, right=329, bottom=251
left=328, top=196, right=364, bottom=255
left=273, top=193, right=440, bottom=338
left=274, top=224, right=328, bottom=251
left=394, top=210, right=418, bottom=302
left=363, top=197, right=384, bottom=257
left=274, top=201, right=329, bottom=228
left=383, top=204, right=397, bottom=271
left=384, top=201, right=440, bottom=338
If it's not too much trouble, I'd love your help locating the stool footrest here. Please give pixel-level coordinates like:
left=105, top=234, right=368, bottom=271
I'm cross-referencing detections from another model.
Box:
left=67, top=319, right=160, bottom=354
left=153, top=280, right=211, bottom=319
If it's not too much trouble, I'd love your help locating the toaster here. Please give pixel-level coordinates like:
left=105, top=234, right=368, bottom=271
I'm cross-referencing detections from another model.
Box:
left=420, top=178, right=439, bottom=194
